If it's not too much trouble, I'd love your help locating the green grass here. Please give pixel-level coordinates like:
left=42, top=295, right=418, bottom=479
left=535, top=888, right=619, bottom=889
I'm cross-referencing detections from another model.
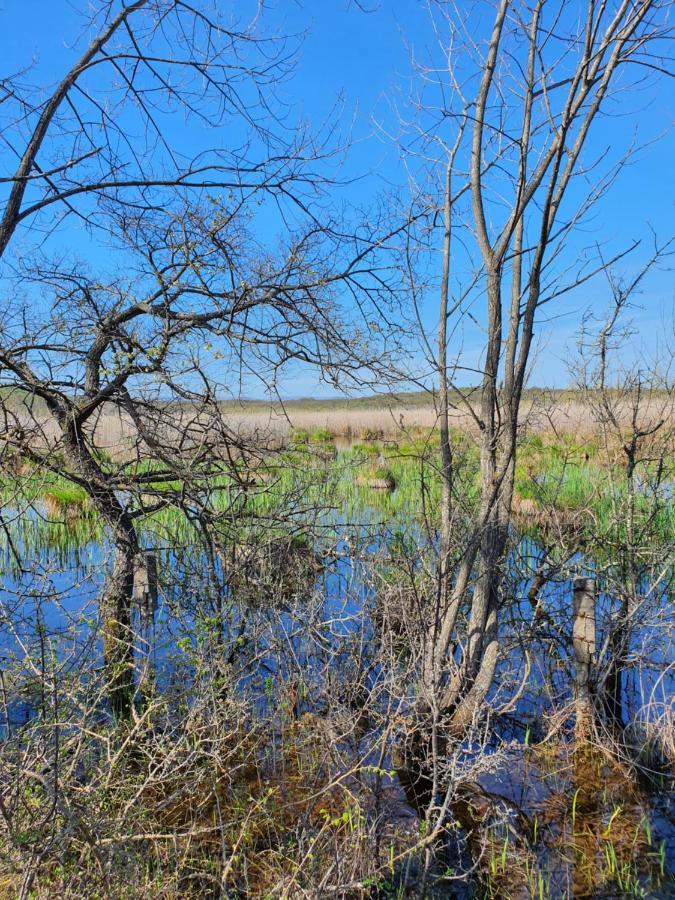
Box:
left=1, top=432, right=672, bottom=555
left=310, top=428, right=334, bottom=443
left=515, top=460, right=599, bottom=510
left=351, top=442, right=380, bottom=457
left=44, top=485, right=89, bottom=505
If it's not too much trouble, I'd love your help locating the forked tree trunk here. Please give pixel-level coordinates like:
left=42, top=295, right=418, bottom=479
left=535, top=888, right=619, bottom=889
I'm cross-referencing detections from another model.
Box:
left=421, top=0, right=660, bottom=742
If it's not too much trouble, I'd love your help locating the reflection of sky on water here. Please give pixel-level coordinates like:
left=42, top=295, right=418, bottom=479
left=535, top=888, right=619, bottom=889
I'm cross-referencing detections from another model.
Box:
left=1, top=503, right=673, bottom=887
left=0, top=506, right=672, bottom=728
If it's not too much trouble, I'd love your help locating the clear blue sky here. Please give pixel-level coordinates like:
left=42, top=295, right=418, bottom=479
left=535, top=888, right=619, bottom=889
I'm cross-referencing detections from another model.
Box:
left=1, top=0, right=673, bottom=397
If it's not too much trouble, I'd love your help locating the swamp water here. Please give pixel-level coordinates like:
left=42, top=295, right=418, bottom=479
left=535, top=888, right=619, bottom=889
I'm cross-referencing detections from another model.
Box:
left=0, top=463, right=673, bottom=898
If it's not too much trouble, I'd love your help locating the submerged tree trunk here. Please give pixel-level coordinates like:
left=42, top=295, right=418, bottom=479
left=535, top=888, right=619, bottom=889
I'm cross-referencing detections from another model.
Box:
left=61, top=426, right=139, bottom=720
left=603, top=604, right=628, bottom=729
left=103, top=523, right=138, bottom=721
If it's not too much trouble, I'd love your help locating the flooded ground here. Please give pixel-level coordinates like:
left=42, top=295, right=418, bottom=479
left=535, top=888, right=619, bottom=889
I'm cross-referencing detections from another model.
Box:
left=0, top=441, right=673, bottom=898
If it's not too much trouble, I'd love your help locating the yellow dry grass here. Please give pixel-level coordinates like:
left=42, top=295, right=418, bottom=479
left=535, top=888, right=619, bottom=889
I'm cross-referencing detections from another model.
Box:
left=11, top=393, right=673, bottom=461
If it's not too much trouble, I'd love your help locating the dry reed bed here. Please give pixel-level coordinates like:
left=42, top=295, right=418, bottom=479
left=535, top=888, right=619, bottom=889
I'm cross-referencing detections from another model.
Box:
left=8, top=395, right=673, bottom=461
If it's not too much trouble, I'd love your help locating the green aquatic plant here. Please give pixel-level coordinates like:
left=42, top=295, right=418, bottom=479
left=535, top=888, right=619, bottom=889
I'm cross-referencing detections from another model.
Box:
left=351, top=442, right=380, bottom=457
left=355, top=465, right=396, bottom=490
left=291, top=428, right=310, bottom=446
left=310, top=427, right=334, bottom=443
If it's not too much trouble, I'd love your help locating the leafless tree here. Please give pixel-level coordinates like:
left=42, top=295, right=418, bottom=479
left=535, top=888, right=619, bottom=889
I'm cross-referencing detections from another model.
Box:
left=0, top=1, right=404, bottom=719
left=573, top=247, right=674, bottom=734
left=394, top=0, right=673, bottom=736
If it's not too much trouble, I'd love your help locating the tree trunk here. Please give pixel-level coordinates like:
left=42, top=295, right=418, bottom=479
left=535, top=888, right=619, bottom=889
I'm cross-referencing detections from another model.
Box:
left=103, top=527, right=137, bottom=721
left=61, top=429, right=138, bottom=720
left=603, top=608, right=627, bottom=729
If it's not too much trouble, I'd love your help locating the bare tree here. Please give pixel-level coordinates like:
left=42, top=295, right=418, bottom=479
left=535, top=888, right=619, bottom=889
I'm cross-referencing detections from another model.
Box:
left=573, top=248, right=674, bottom=732
left=395, top=0, right=672, bottom=733
left=0, top=1, right=403, bottom=719
left=0, top=1, right=304, bottom=258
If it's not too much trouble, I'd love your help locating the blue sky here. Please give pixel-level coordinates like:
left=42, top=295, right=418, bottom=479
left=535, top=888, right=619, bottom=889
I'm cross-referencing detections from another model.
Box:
left=1, top=0, right=673, bottom=397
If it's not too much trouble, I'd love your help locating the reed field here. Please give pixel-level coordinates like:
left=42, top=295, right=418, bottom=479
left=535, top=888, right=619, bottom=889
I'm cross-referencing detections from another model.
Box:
left=6, top=390, right=672, bottom=461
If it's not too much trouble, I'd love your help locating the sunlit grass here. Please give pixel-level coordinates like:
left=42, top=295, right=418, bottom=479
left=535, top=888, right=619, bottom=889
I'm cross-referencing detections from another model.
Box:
left=1, top=431, right=672, bottom=554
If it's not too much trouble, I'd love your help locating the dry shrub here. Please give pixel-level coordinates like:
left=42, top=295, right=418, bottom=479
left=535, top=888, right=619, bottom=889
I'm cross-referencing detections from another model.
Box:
left=511, top=495, right=540, bottom=519
left=630, top=700, right=675, bottom=777
left=0, top=681, right=405, bottom=898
